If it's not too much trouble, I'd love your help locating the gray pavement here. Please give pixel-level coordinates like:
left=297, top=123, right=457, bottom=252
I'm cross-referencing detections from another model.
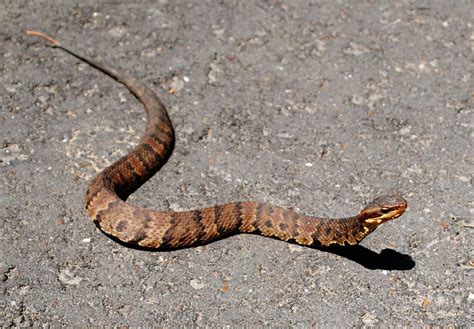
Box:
left=1, top=1, right=472, bottom=327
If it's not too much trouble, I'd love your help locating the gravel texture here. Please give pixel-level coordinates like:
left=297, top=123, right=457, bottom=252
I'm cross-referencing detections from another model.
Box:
left=1, top=1, right=472, bottom=327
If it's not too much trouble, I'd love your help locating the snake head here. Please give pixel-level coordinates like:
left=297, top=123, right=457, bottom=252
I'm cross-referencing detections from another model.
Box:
left=358, top=195, right=407, bottom=229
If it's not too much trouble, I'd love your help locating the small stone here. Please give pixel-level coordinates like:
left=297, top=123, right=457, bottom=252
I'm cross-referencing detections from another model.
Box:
left=351, top=94, right=364, bottom=106
left=118, top=92, right=127, bottom=103
left=400, top=126, right=411, bottom=135
left=182, top=126, right=195, bottom=135
left=361, top=311, right=378, bottom=325
left=277, top=132, right=292, bottom=139
left=458, top=218, right=474, bottom=228
left=368, top=93, right=382, bottom=102
left=167, top=76, right=184, bottom=95
left=422, top=297, right=430, bottom=308
left=58, top=268, right=83, bottom=285
left=5, top=85, right=16, bottom=93
left=190, top=279, right=205, bottom=290
left=220, top=282, right=230, bottom=292
left=455, top=175, right=470, bottom=183
left=108, top=26, right=127, bottom=38
left=213, top=28, right=225, bottom=37
left=208, top=63, right=223, bottom=84
left=343, top=42, right=369, bottom=56
left=38, top=95, right=48, bottom=104
left=461, top=73, right=471, bottom=83
left=45, top=107, right=54, bottom=115
left=378, top=70, right=388, bottom=78
left=352, top=184, right=363, bottom=192
left=288, top=244, right=304, bottom=253
left=394, top=64, right=404, bottom=73
left=288, top=188, right=300, bottom=197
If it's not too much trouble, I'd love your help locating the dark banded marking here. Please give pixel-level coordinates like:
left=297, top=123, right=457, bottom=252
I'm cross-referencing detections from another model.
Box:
left=127, top=152, right=147, bottom=177
left=191, top=210, right=207, bottom=244
left=214, top=204, right=225, bottom=235
left=238, top=201, right=258, bottom=233
left=132, top=148, right=149, bottom=174
left=125, top=158, right=142, bottom=181
left=235, top=202, right=244, bottom=234
left=160, top=212, right=179, bottom=248
left=133, top=145, right=155, bottom=176
left=282, top=209, right=298, bottom=240
left=146, top=130, right=165, bottom=147
left=148, top=128, right=173, bottom=148
left=115, top=220, right=127, bottom=232
left=141, top=143, right=164, bottom=164
left=143, top=137, right=166, bottom=161
left=310, top=223, right=325, bottom=245
left=214, top=204, right=240, bottom=236
left=253, top=202, right=266, bottom=235
left=114, top=161, right=142, bottom=198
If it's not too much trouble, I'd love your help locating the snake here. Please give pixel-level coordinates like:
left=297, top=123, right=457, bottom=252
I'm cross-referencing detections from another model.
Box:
left=28, top=31, right=407, bottom=250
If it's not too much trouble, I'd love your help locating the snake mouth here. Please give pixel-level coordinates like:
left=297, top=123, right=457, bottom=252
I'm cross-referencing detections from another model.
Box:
left=363, top=207, right=407, bottom=226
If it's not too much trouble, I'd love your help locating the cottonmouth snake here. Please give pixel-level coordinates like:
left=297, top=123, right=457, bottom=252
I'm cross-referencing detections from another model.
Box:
left=28, top=31, right=407, bottom=250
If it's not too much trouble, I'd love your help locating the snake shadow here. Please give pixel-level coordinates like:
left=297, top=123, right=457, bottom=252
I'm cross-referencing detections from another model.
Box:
left=106, top=231, right=415, bottom=271
left=313, top=245, right=415, bottom=270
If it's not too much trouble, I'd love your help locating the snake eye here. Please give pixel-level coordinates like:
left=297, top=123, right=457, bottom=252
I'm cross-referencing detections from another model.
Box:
left=380, top=208, right=390, bottom=214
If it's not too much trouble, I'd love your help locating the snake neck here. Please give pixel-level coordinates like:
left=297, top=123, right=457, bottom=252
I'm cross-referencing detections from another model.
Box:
left=300, top=215, right=370, bottom=247
left=241, top=203, right=372, bottom=247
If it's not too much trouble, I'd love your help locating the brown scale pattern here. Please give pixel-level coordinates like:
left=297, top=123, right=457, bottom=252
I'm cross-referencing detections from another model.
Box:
left=29, top=32, right=408, bottom=250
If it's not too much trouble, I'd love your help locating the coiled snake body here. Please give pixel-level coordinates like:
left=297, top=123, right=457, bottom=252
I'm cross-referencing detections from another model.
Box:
left=28, top=32, right=407, bottom=250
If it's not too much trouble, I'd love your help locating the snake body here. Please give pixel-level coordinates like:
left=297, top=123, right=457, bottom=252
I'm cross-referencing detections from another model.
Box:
left=29, top=32, right=407, bottom=249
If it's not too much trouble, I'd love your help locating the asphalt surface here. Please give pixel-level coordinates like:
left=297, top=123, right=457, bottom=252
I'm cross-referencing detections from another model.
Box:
left=1, top=1, right=473, bottom=327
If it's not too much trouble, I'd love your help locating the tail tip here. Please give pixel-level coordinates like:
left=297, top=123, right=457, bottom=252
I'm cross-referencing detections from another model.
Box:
left=26, top=30, right=61, bottom=46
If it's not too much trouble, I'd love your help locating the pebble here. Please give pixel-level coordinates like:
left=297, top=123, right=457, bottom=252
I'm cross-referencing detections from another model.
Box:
left=351, top=94, right=364, bottom=106
left=400, top=126, right=411, bottom=135
left=288, top=244, right=304, bottom=253
left=213, top=28, right=225, bottom=37
left=108, top=26, right=127, bottom=38
left=361, top=311, right=378, bottom=325
left=208, top=63, right=223, bottom=84
left=190, top=279, right=205, bottom=290
left=58, top=268, right=83, bottom=285
left=167, top=76, right=184, bottom=94
left=343, top=42, right=369, bottom=56
left=455, top=175, right=470, bottom=183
